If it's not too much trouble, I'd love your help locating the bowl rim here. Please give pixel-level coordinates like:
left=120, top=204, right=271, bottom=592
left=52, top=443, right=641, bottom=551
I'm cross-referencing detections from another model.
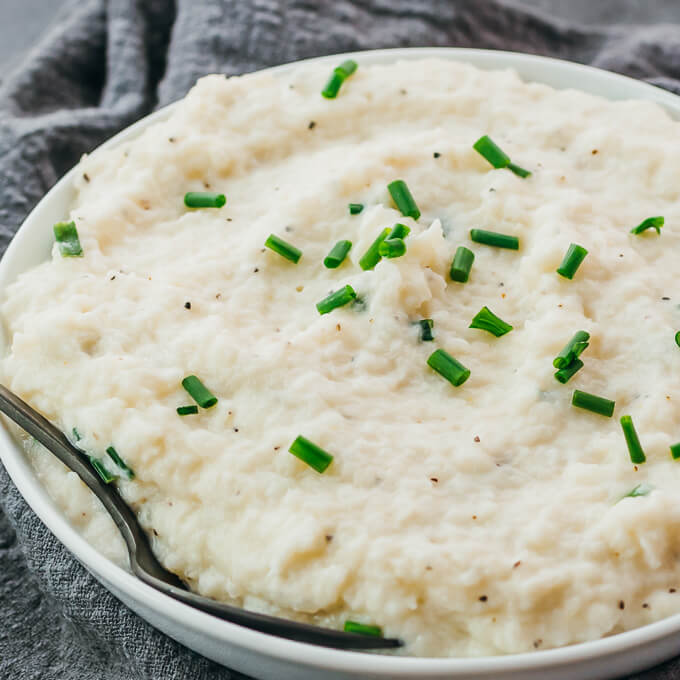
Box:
left=2, top=46, right=680, bottom=676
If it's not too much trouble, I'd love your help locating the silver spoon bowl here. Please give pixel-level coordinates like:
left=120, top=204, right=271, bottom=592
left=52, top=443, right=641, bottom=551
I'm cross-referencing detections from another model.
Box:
left=0, top=384, right=402, bottom=651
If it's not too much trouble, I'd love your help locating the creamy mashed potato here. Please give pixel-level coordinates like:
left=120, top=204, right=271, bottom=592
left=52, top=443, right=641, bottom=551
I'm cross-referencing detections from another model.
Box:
left=3, top=59, right=680, bottom=657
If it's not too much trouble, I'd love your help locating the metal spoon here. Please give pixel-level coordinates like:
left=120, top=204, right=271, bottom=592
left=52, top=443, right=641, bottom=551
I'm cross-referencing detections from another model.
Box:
left=0, top=384, right=402, bottom=650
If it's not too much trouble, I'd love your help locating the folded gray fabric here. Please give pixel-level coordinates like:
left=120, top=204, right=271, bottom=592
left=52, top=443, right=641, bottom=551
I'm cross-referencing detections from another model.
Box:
left=2, top=1, right=680, bottom=678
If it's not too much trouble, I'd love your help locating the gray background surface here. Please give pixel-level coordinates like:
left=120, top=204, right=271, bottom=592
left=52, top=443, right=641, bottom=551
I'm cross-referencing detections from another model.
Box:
left=2, top=0, right=680, bottom=76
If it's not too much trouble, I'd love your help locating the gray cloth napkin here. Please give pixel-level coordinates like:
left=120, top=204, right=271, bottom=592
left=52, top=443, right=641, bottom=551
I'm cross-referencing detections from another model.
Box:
left=2, top=1, right=680, bottom=678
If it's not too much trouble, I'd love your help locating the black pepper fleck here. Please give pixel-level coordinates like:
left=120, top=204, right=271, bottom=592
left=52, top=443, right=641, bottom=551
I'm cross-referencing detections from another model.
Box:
left=671, top=588, right=677, bottom=593
left=308, top=121, right=316, bottom=130
left=168, top=137, right=176, bottom=142
left=234, top=427, right=239, bottom=432
left=400, top=88, right=407, bottom=95
left=479, top=595, right=488, bottom=602
left=513, top=561, right=521, bottom=568
left=642, top=603, right=649, bottom=608
left=83, top=173, right=90, bottom=182
left=110, top=275, right=116, bottom=281
left=325, top=534, right=333, bottom=543
left=592, top=149, right=598, bottom=155
left=227, top=218, right=232, bottom=222
left=533, top=639, right=543, bottom=649
left=184, top=301, right=191, bottom=309
left=619, top=600, right=625, bottom=610
left=254, top=267, right=259, bottom=273
left=433, top=152, right=441, bottom=158
left=662, top=296, right=670, bottom=301
left=430, top=477, right=439, bottom=484
left=474, top=436, right=480, bottom=443
left=284, top=225, right=293, bottom=232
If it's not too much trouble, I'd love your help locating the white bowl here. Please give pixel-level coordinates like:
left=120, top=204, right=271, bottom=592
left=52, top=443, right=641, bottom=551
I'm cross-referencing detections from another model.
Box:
left=2, top=48, right=680, bottom=680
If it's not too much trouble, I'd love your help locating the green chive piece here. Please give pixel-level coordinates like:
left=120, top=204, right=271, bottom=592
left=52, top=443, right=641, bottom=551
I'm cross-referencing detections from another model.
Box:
left=321, top=59, right=358, bottom=98
left=184, top=192, right=226, bottom=208
left=388, top=223, right=411, bottom=240
left=557, top=243, right=589, bottom=280
left=177, top=405, right=199, bottom=416
left=265, top=234, right=302, bottom=263
left=473, top=135, right=511, bottom=168
left=473, top=135, right=531, bottom=177
left=631, top=216, right=664, bottom=235
left=359, top=227, right=390, bottom=270
left=553, top=331, right=590, bottom=369
left=469, top=306, right=513, bottom=337
left=349, top=203, right=364, bottom=215
left=507, top=162, right=531, bottom=178
left=53, top=221, right=83, bottom=257
left=182, top=375, right=218, bottom=408
left=620, top=415, right=646, bottom=464
left=106, top=446, right=134, bottom=479
left=378, top=238, right=406, bottom=258
left=89, top=456, right=116, bottom=484
left=324, top=240, right=352, bottom=269
left=619, top=482, right=653, bottom=501
left=418, top=319, right=434, bottom=342
left=554, top=358, right=584, bottom=384
left=388, top=180, right=420, bottom=220
left=316, top=285, right=357, bottom=315
left=344, top=620, right=383, bottom=637
left=335, top=59, right=358, bottom=78
left=72, top=427, right=82, bottom=442
left=288, top=435, right=333, bottom=473
left=450, top=246, right=475, bottom=283
left=671, top=442, right=680, bottom=460
left=675, top=331, right=680, bottom=348
left=572, top=390, right=615, bottom=417
left=427, top=349, right=470, bottom=387
left=470, top=229, right=519, bottom=250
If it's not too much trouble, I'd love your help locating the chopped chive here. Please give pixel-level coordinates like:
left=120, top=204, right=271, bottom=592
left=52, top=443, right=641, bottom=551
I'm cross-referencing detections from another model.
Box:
left=182, top=375, right=218, bottom=408
left=89, top=456, right=116, bottom=484
left=388, top=223, right=411, bottom=240
left=473, top=136, right=532, bottom=178
left=675, top=331, right=680, bottom=348
left=470, top=229, right=519, bottom=250
left=557, top=243, right=588, bottom=280
left=53, top=220, right=83, bottom=257
left=469, top=306, right=513, bottom=337
left=631, top=216, right=664, bottom=235
left=184, top=192, right=226, bottom=208
left=427, top=349, right=470, bottom=387
left=72, top=427, right=82, bottom=442
left=321, top=59, right=358, bottom=98
left=335, top=59, right=358, bottom=78
left=106, top=446, right=134, bottom=479
left=324, top=240, right=352, bottom=268
left=316, top=284, right=356, bottom=315
left=349, top=203, right=364, bottom=215
left=619, top=482, right=652, bottom=501
left=553, top=331, right=590, bottom=369
left=177, top=405, right=199, bottom=416
left=418, top=319, right=434, bottom=342
left=507, top=162, right=531, bottom=178
left=554, top=358, right=584, bottom=384
left=572, top=390, right=615, bottom=417
left=671, top=442, right=680, bottom=460
left=473, top=135, right=511, bottom=168
left=388, top=180, right=420, bottom=220
left=378, top=238, right=406, bottom=258
left=620, top=415, right=646, bottom=464
left=265, top=234, right=302, bottom=263
left=344, top=620, right=383, bottom=637
left=359, top=227, right=390, bottom=270
left=450, top=246, right=475, bottom=283
left=288, top=435, right=333, bottom=473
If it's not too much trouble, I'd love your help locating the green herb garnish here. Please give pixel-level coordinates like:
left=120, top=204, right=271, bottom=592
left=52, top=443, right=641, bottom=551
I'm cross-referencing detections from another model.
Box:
left=316, top=285, right=357, bottom=315
left=349, top=203, right=364, bottom=215
left=619, top=483, right=652, bottom=500
left=378, top=238, right=406, bottom=258
left=572, top=389, right=615, bottom=417
left=418, top=319, right=434, bottom=342
left=289, top=435, right=333, bottom=473
left=265, top=234, right=302, bottom=263
left=621, top=415, right=646, bottom=464
left=321, top=59, right=358, bottom=99
left=427, top=349, right=470, bottom=387
left=450, top=246, right=475, bottom=283
left=324, top=240, right=352, bottom=269
left=554, top=359, right=583, bottom=384
left=556, top=243, right=588, bottom=280
left=343, top=620, right=383, bottom=637
left=388, top=180, right=420, bottom=220
left=53, top=221, right=83, bottom=257
left=177, top=405, right=199, bottom=416
left=469, top=306, right=513, bottom=337
left=89, top=457, right=117, bottom=484
left=184, top=192, right=226, bottom=208
left=473, top=135, right=531, bottom=178
left=181, top=375, right=218, bottom=409
left=553, top=331, right=590, bottom=369
left=671, top=442, right=680, bottom=460
left=106, top=446, right=134, bottom=479
left=359, top=227, right=390, bottom=271
left=631, top=216, right=664, bottom=235
left=470, top=229, right=519, bottom=250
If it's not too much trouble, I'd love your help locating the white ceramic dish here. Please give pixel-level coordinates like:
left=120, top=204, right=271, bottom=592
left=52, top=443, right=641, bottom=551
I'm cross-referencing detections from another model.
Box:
left=2, top=47, right=680, bottom=680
